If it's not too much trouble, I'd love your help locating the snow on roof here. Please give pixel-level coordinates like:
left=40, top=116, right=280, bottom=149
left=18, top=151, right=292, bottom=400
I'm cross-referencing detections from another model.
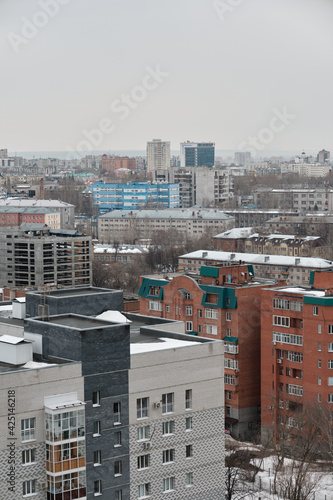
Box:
left=0, top=335, right=28, bottom=344
left=95, top=310, right=132, bottom=323
left=130, top=337, right=200, bottom=354
left=179, top=250, right=333, bottom=269
left=276, top=287, right=326, bottom=297
left=13, top=297, right=25, bottom=303
left=94, top=244, right=147, bottom=254
left=22, top=361, right=57, bottom=369
left=214, top=227, right=255, bottom=239
left=0, top=305, right=12, bottom=311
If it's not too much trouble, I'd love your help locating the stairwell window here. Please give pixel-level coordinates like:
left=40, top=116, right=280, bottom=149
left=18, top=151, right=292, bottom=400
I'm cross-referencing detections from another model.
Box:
left=226, top=312, right=231, bottom=321
left=185, top=389, right=192, bottom=410
left=313, top=306, right=319, bottom=316
left=92, top=390, right=100, bottom=407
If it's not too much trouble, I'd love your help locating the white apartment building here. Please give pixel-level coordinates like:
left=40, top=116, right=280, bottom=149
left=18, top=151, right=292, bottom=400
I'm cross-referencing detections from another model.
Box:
left=147, top=139, right=171, bottom=172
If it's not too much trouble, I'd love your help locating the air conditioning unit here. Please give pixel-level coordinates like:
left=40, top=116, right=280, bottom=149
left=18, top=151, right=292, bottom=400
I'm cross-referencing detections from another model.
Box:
left=39, top=482, right=47, bottom=489
left=277, top=359, right=282, bottom=364
left=143, top=442, right=151, bottom=450
left=154, top=402, right=161, bottom=409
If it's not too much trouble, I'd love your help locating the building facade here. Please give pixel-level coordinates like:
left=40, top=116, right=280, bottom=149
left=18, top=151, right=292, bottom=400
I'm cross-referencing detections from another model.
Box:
left=178, top=250, right=333, bottom=286
left=102, top=155, right=136, bottom=173
left=0, top=207, right=61, bottom=230
left=261, top=270, right=333, bottom=442
left=0, top=199, right=75, bottom=229
left=98, top=209, right=234, bottom=243
left=0, top=226, right=92, bottom=289
left=146, top=139, right=171, bottom=172
left=138, top=265, right=276, bottom=439
left=180, top=142, right=215, bottom=168
left=92, top=181, right=180, bottom=213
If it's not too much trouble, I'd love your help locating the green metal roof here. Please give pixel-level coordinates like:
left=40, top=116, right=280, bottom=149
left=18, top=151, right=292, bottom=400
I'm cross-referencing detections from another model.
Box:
left=223, top=336, right=238, bottom=343
left=303, top=295, right=333, bottom=306
left=138, top=277, right=169, bottom=300
left=309, top=271, right=314, bottom=286
left=200, top=266, right=219, bottom=278
left=200, top=285, right=237, bottom=309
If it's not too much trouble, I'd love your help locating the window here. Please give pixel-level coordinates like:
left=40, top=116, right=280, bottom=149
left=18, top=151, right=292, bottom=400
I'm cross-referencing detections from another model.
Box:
left=318, top=324, right=322, bottom=334
left=149, top=300, right=162, bottom=311
left=138, top=483, right=150, bottom=498
left=165, top=305, right=170, bottom=313
left=115, top=491, right=123, bottom=500
left=93, top=420, right=101, bottom=436
left=137, top=426, right=150, bottom=441
left=22, top=448, right=36, bottom=465
left=186, top=472, right=193, bottom=487
left=318, top=342, right=322, bottom=352
left=185, top=321, right=193, bottom=332
left=186, top=306, right=192, bottom=316
left=329, top=325, right=333, bottom=334
left=329, top=360, right=333, bottom=369
left=163, top=449, right=175, bottom=463
left=318, top=393, right=321, bottom=403
left=224, top=358, right=238, bottom=370
left=328, top=377, right=333, bottom=386
left=114, top=460, right=122, bottom=476
left=94, top=480, right=102, bottom=496
left=185, top=389, right=192, bottom=410
left=137, top=398, right=149, bottom=419
left=205, top=308, right=218, bottom=319
left=186, top=416, right=193, bottom=431
left=114, top=402, right=121, bottom=424
left=94, top=450, right=101, bottom=466
left=286, top=384, right=303, bottom=396
left=23, top=479, right=36, bottom=496
left=162, top=421, right=174, bottom=435
left=162, top=393, right=174, bottom=414
left=318, top=376, right=321, bottom=386
left=273, top=298, right=290, bottom=310
left=313, top=306, right=319, bottom=316
left=114, top=431, right=121, bottom=447
left=92, top=390, right=100, bottom=406
left=206, top=324, right=217, bottom=335
left=328, top=394, right=333, bottom=403
left=137, top=454, right=150, bottom=469
left=186, top=444, right=193, bottom=458
left=163, top=477, right=175, bottom=492
left=198, top=325, right=202, bottom=333
left=273, top=332, right=303, bottom=346
left=318, top=359, right=322, bottom=369
left=273, top=316, right=290, bottom=328
left=287, top=351, right=303, bottom=363
left=226, top=328, right=231, bottom=337
left=226, top=312, right=231, bottom=321
left=197, top=309, right=202, bottom=318
left=21, top=418, right=35, bottom=442
left=329, top=343, right=333, bottom=352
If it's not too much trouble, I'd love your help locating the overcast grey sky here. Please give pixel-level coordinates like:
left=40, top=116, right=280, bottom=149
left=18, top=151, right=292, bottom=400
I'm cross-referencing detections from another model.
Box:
left=1, top=0, right=332, bottom=153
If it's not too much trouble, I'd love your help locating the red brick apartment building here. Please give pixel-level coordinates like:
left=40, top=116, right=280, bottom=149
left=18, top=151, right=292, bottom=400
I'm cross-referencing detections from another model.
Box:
left=102, top=155, right=136, bottom=173
left=261, top=270, right=333, bottom=441
left=139, top=263, right=277, bottom=440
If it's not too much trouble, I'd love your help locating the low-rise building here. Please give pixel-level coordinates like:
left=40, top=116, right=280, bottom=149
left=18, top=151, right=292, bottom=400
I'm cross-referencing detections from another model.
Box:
left=178, top=250, right=333, bottom=286
left=94, top=244, right=148, bottom=264
left=0, top=199, right=75, bottom=229
left=98, top=209, right=234, bottom=243
left=0, top=207, right=61, bottom=230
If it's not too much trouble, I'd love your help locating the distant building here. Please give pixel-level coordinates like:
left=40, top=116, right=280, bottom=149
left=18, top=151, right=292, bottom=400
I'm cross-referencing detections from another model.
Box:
left=234, top=151, right=251, bottom=165
left=92, top=181, right=180, bottom=213
left=0, top=199, right=75, bottom=229
left=266, top=214, right=333, bottom=235
left=93, top=244, right=148, bottom=264
left=0, top=226, right=92, bottom=289
left=178, top=250, right=333, bottom=286
left=0, top=206, right=61, bottom=230
left=214, top=228, right=324, bottom=258
left=317, top=149, right=330, bottom=163
left=224, top=209, right=298, bottom=228
left=102, top=155, right=136, bottom=173
left=98, top=209, right=234, bottom=243
left=180, top=142, right=215, bottom=168
left=146, top=139, right=171, bottom=171
left=154, top=167, right=234, bottom=208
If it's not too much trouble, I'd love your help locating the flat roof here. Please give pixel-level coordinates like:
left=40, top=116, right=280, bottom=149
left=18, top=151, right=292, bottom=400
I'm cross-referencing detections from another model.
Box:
left=28, top=287, right=115, bottom=298
left=41, top=315, right=111, bottom=329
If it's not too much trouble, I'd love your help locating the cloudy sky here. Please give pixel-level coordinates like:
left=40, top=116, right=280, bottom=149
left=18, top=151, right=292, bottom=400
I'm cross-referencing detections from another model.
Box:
left=1, top=0, right=332, bottom=154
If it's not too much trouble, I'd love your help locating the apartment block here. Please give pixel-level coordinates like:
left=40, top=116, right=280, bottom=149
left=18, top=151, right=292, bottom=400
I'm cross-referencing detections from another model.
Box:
left=179, top=250, right=333, bottom=286
left=146, top=139, right=171, bottom=172
left=266, top=214, right=333, bottom=236
left=0, top=288, right=225, bottom=499
left=214, top=228, right=324, bottom=258
left=254, top=187, right=333, bottom=211
left=261, top=270, right=333, bottom=442
left=224, top=209, right=298, bottom=228
left=138, top=264, right=276, bottom=439
left=92, top=181, right=180, bottom=213
left=101, top=155, right=136, bottom=173
left=0, top=226, right=92, bottom=289
left=98, top=209, right=234, bottom=243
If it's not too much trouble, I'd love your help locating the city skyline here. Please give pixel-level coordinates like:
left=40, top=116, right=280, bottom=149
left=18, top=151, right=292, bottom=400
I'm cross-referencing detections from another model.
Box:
left=1, top=0, right=332, bottom=153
